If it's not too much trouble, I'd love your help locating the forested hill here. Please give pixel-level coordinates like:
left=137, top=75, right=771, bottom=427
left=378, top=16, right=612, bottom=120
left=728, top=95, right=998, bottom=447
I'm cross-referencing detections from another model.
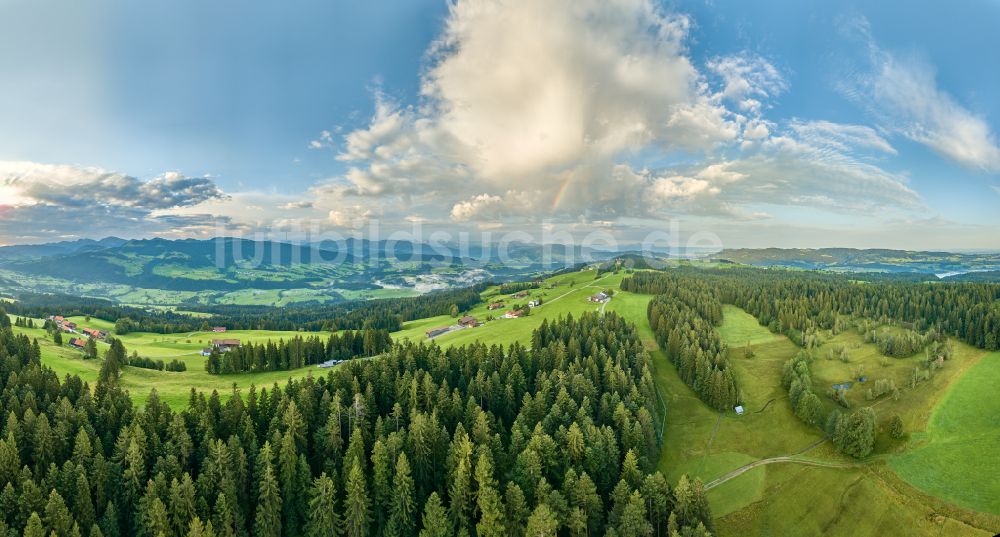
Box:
left=0, top=308, right=714, bottom=536
left=624, top=267, right=1000, bottom=350
left=4, top=283, right=490, bottom=333
left=710, top=247, right=1000, bottom=275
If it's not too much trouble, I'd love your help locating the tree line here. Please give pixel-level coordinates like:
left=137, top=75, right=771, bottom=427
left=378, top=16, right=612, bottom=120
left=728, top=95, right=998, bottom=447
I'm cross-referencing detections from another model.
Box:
left=621, top=273, right=739, bottom=411
left=5, top=284, right=490, bottom=336
left=0, top=308, right=717, bottom=536
left=680, top=267, right=997, bottom=350
left=204, top=329, right=392, bottom=375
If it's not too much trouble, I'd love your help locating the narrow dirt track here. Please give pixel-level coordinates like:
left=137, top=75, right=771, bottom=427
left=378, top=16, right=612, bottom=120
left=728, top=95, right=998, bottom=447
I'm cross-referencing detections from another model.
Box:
left=704, top=438, right=856, bottom=490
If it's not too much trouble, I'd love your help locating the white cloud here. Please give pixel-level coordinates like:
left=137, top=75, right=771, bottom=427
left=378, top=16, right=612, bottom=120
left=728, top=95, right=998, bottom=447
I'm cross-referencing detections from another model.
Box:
left=789, top=120, right=895, bottom=155
left=707, top=53, right=787, bottom=114
left=842, top=17, right=1000, bottom=171
left=0, top=161, right=226, bottom=210
left=0, top=160, right=229, bottom=242
left=303, top=3, right=931, bottom=234
left=327, top=205, right=373, bottom=227
left=279, top=200, right=314, bottom=210
left=318, top=0, right=740, bottom=222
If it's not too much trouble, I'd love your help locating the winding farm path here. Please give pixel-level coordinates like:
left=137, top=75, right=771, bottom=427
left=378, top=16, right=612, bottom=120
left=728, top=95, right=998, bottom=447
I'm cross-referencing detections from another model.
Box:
left=703, top=438, right=857, bottom=490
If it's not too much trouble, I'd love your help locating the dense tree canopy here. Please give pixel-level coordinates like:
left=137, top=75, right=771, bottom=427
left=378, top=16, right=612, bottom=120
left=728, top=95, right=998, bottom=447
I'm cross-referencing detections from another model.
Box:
left=0, top=308, right=714, bottom=536
left=621, top=273, right=739, bottom=411
left=205, top=329, right=392, bottom=374
left=624, top=268, right=1000, bottom=350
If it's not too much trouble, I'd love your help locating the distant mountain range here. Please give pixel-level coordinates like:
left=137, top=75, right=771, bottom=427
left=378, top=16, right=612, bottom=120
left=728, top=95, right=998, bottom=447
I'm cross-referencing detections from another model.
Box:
left=3, top=239, right=1000, bottom=308
left=0, top=236, right=129, bottom=262
left=711, top=247, right=1000, bottom=277
left=0, top=236, right=614, bottom=306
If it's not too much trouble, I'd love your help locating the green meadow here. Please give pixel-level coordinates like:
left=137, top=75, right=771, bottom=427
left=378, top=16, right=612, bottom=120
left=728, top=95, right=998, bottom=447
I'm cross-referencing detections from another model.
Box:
left=14, top=318, right=331, bottom=408
left=394, top=268, right=624, bottom=349
left=890, top=351, right=1000, bottom=516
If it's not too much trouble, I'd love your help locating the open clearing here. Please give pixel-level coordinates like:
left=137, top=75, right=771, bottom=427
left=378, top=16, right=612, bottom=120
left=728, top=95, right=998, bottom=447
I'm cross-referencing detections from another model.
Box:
left=716, top=304, right=782, bottom=346
left=890, top=351, right=1000, bottom=516
left=14, top=319, right=328, bottom=408
left=610, top=290, right=995, bottom=536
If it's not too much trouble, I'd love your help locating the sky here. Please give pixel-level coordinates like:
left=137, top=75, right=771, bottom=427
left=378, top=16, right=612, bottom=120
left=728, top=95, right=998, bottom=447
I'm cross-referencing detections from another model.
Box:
left=1, top=0, right=999, bottom=250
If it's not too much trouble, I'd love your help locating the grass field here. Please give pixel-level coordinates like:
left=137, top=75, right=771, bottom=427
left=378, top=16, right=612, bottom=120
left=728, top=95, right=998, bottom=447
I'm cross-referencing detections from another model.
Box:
left=605, top=292, right=996, bottom=536
left=717, top=305, right=782, bottom=346
left=14, top=318, right=332, bottom=408
left=890, top=352, right=1000, bottom=516
left=395, top=269, right=623, bottom=349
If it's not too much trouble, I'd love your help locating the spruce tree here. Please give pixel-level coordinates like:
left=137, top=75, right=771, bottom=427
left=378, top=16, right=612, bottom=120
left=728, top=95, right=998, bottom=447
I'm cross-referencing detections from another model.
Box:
left=254, top=443, right=282, bottom=537
left=473, top=454, right=504, bottom=537
left=44, top=489, right=74, bottom=537
left=387, top=453, right=416, bottom=537
left=524, top=504, right=558, bottom=536
left=23, top=512, right=45, bottom=537
left=344, top=459, right=370, bottom=537
left=305, top=473, right=341, bottom=537
left=417, top=493, right=449, bottom=537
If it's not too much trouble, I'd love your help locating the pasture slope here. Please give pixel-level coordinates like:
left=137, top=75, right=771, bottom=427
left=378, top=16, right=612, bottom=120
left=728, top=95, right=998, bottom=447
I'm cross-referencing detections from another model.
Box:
left=604, top=286, right=996, bottom=535
left=890, top=351, right=1000, bottom=516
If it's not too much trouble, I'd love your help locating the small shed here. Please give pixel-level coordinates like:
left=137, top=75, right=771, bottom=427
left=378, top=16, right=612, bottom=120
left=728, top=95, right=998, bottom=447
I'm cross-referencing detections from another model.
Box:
left=425, top=326, right=451, bottom=339
left=734, top=405, right=745, bottom=415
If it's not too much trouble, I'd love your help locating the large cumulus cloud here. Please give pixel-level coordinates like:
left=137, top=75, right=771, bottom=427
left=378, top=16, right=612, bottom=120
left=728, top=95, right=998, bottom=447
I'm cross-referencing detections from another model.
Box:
left=309, top=0, right=924, bottom=231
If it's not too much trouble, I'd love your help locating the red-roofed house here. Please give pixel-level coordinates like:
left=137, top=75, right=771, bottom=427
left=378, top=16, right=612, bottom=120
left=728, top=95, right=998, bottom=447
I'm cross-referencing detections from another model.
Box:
left=212, top=339, right=241, bottom=352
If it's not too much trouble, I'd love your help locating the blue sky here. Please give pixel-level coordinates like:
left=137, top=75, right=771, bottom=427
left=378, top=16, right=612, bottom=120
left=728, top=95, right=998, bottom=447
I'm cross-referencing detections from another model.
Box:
left=1, top=0, right=998, bottom=249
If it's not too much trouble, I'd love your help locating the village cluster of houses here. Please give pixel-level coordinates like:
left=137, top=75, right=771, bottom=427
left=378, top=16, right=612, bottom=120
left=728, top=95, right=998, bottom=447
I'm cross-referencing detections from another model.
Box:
left=486, top=290, right=543, bottom=320
left=48, top=316, right=108, bottom=342
left=200, top=338, right=241, bottom=356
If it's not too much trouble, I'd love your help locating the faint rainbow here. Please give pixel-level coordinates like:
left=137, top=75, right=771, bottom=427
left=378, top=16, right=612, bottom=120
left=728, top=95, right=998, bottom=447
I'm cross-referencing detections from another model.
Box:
left=550, top=171, right=574, bottom=213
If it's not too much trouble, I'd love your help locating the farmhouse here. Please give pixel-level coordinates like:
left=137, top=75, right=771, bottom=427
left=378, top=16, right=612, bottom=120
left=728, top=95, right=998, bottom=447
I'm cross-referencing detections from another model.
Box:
left=212, top=327, right=227, bottom=333
left=458, top=315, right=477, bottom=328
left=81, top=328, right=107, bottom=339
left=212, top=339, right=241, bottom=352
left=504, top=310, right=524, bottom=319
left=63, top=321, right=77, bottom=330
left=317, top=359, right=341, bottom=368
left=589, top=292, right=609, bottom=303
left=512, top=291, right=529, bottom=298
left=527, top=300, right=540, bottom=308
left=488, top=302, right=505, bottom=310
left=68, top=338, right=87, bottom=349
left=425, top=326, right=452, bottom=339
